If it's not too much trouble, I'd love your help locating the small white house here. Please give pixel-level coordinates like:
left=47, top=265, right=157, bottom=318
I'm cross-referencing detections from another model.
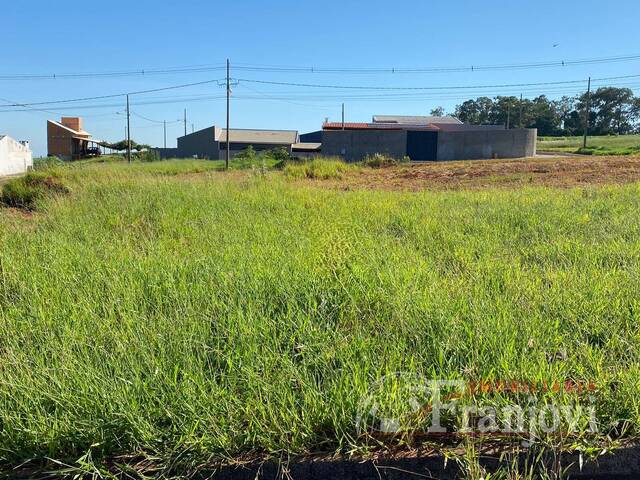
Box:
left=0, top=135, right=33, bottom=177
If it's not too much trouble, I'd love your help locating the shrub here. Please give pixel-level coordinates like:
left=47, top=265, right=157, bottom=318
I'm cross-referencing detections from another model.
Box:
left=135, top=150, right=161, bottom=162
left=265, top=147, right=293, bottom=162
left=0, top=172, right=70, bottom=210
left=362, top=153, right=400, bottom=168
left=235, top=145, right=257, bottom=162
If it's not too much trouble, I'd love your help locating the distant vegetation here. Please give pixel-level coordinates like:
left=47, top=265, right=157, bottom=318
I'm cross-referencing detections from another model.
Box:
left=538, top=134, right=640, bottom=155
left=444, top=87, right=640, bottom=136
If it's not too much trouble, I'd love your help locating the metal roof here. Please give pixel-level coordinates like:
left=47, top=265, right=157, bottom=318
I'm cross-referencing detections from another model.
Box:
left=292, top=142, right=321, bottom=151
left=372, top=115, right=462, bottom=125
left=48, top=120, right=92, bottom=137
left=216, top=128, right=298, bottom=144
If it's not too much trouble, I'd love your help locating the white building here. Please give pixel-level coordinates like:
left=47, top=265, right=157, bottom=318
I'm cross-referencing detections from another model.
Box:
left=0, top=135, right=33, bottom=176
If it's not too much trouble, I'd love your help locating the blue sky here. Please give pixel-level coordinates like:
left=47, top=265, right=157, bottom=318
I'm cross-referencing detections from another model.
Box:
left=1, top=0, right=639, bottom=155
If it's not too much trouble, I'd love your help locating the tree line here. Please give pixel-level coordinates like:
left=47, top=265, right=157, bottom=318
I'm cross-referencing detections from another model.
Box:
left=433, top=87, right=640, bottom=136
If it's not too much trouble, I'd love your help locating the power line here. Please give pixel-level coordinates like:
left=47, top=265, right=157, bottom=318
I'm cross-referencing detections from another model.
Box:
left=131, top=111, right=181, bottom=124
left=235, top=73, right=640, bottom=91
left=0, top=64, right=227, bottom=80
left=232, top=54, right=640, bottom=73
left=3, top=73, right=637, bottom=111
left=0, top=78, right=226, bottom=107
left=1, top=53, right=639, bottom=80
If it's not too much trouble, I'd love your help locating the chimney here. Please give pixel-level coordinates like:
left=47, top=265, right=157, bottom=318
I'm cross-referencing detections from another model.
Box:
left=61, top=117, right=83, bottom=132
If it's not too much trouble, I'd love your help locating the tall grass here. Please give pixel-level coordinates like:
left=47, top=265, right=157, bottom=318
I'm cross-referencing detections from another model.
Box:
left=1, top=161, right=640, bottom=475
left=283, top=158, right=351, bottom=179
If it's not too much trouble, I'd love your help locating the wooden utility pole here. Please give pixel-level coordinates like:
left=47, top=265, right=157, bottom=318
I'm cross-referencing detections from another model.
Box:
left=226, top=58, right=230, bottom=169
left=583, top=76, right=592, bottom=148
left=163, top=120, right=167, bottom=149
left=126, top=94, right=131, bottom=163
left=519, top=93, right=523, bottom=128
left=506, top=103, right=511, bottom=130
left=341, top=103, right=345, bottom=130
left=184, top=109, right=187, bottom=137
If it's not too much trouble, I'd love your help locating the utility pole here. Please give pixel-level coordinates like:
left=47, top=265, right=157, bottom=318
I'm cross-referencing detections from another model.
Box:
left=163, top=120, right=167, bottom=149
left=126, top=94, right=131, bottom=163
left=184, top=109, right=187, bottom=137
left=192, top=123, right=195, bottom=133
left=519, top=93, right=523, bottom=128
left=341, top=103, right=345, bottom=130
left=226, top=58, right=231, bottom=169
left=583, top=76, right=592, bottom=149
left=506, top=103, right=511, bottom=130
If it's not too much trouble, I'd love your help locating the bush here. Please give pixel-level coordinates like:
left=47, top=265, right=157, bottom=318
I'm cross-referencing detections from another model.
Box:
left=235, top=145, right=257, bottom=162
left=0, top=172, right=70, bottom=210
left=265, top=147, right=293, bottom=162
left=362, top=153, right=400, bottom=168
left=135, top=150, right=161, bottom=162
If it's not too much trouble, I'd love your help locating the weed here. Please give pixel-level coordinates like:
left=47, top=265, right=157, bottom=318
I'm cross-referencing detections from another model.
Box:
left=362, top=153, right=400, bottom=168
left=284, top=158, right=350, bottom=179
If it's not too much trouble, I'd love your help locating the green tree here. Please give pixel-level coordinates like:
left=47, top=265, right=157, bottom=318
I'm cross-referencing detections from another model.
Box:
left=430, top=106, right=445, bottom=117
left=576, top=87, right=636, bottom=135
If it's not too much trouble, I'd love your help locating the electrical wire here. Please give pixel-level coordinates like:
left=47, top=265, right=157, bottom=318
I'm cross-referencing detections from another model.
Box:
left=1, top=54, right=639, bottom=80
left=235, top=73, right=640, bottom=92
left=231, top=54, right=640, bottom=73
left=0, top=78, right=226, bottom=107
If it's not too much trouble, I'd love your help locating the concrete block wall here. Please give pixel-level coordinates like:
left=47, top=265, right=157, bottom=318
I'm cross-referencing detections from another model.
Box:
left=152, top=148, right=180, bottom=159
left=321, top=129, right=407, bottom=162
left=437, top=129, right=537, bottom=161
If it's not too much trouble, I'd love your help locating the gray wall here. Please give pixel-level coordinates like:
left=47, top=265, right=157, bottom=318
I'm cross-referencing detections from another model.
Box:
left=152, top=148, right=180, bottom=159
left=177, top=127, right=219, bottom=159
left=437, top=128, right=537, bottom=161
left=321, top=129, right=407, bottom=162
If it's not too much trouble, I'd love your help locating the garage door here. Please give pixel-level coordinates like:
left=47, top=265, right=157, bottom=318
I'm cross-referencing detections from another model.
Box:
left=406, top=131, right=438, bottom=161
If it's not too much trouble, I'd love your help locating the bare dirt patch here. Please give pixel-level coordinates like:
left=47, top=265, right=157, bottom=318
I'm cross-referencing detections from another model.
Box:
left=321, top=155, right=640, bottom=191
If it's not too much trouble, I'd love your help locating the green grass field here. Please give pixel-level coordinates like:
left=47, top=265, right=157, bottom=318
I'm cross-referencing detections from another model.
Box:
left=1, top=159, right=640, bottom=476
left=537, top=134, right=640, bottom=155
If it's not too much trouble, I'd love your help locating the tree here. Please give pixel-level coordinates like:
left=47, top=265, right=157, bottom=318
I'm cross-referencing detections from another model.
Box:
left=454, top=97, right=494, bottom=124
left=103, top=139, right=151, bottom=152
left=452, top=87, right=638, bottom=135
left=554, top=96, right=576, bottom=134
left=576, top=87, right=636, bottom=135
left=430, top=106, right=445, bottom=117
left=528, top=95, right=562, bottom=136
left=490, top=96, right=519, bottom=128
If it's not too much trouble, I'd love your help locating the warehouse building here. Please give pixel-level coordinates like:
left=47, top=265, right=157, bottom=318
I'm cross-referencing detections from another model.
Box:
left=156, top=126, right=302, bottom=159
left=321, top=115, right=536, bottom=161
left=0, top=135, right=33, bottom=176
